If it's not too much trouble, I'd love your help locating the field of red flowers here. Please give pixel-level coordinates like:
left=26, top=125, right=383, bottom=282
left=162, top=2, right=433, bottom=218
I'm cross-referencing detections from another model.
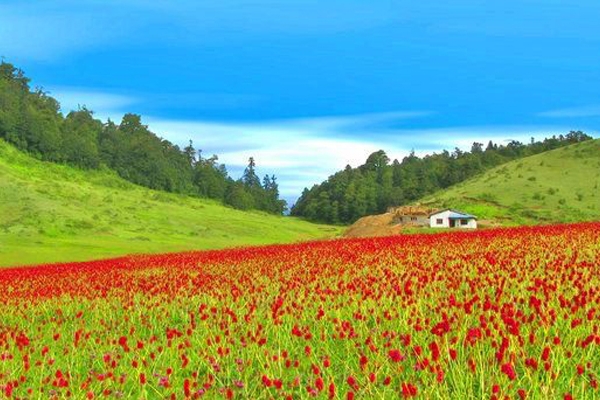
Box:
left=1, top=222, right=599, bottom=399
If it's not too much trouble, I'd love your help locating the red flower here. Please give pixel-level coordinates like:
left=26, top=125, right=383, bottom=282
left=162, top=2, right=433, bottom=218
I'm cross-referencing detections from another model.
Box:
left=429, top=341, right=440, bottom=362
left=262, top=375, right=272, bottom=387
left=389, top=349, right=405, bottom=362
left=541, top=347, right=551, bottom=362
left=449, top=348, right=457, bottom=361
left=401, top=382, right=418, bottom=398
left=501, top=363, right=517, bottom=381
left=369, top=372, right=376, bottom=383
left=347, top=375, right=358, bottom=390
left=431, top=320, right=450, bottom=336
left=359, top=354, right=368, bottom=369
left=328, top=382, right=336, bottom=399
left=315, top=377, right=324, bottom=392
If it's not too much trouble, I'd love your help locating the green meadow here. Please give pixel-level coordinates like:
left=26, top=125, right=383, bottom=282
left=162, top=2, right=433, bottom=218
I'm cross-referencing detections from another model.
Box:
left=0, top=140, right=341, bottom=267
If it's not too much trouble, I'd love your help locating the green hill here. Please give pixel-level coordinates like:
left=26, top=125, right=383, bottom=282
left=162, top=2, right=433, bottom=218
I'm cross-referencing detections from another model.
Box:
left=0, top=140, right=340, bottom=267
left=420, top=139, right=600, bottom=225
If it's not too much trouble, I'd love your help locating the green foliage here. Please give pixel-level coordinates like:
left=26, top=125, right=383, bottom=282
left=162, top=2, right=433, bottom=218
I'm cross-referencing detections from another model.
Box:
left=193, top=154, right=228, bottom=200
left=61, top=108, right=102, bottom=168
left=98, top=113, right=193, bottom=193
left=0, top=60, right=286, bottom=215
left=225, top=181, right=255, bottom=210
left=292, top=133, right=593, bottom=224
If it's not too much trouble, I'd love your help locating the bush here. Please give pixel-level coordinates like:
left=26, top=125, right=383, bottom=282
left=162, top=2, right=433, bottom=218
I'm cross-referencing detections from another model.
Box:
left=532, top=193, right=544, bottom=201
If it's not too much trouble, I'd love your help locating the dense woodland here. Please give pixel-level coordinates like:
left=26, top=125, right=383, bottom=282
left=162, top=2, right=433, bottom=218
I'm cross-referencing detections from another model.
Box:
left=291, top=131, right=593, bottom=224
left=0, top=61, right=286, bottom=214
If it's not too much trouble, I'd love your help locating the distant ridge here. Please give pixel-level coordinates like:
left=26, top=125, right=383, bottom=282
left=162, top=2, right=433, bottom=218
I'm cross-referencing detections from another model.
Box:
left=420, top=139, right=600, bottom=225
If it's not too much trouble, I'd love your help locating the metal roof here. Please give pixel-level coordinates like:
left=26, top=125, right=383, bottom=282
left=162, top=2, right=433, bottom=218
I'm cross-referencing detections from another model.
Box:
left=447, top=211, right=476, bottom=220
left=429, top=208, right=477, bottom=219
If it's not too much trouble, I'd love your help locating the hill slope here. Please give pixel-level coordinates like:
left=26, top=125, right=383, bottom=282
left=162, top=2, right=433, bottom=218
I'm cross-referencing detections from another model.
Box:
left=420, top=139, right=600, bottom=225
left=0, top=140, right=340, bottom=267
left=291, top=132, right=592, bottom=225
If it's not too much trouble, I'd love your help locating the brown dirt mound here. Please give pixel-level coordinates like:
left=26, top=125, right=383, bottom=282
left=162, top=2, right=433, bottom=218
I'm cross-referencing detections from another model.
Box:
left=344, top=212, right=400, bottom=238
left=344, top=205, right=438, bottom=238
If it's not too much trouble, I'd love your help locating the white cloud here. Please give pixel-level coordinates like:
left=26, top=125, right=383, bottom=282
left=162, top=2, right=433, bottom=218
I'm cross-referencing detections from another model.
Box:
left=538, top=105, right=600, bottom=118
left=48, top=87, right=138, bottom=121
left=145, top=116, right=392, bottom=197
left=146, top=116, right=573, bottom=201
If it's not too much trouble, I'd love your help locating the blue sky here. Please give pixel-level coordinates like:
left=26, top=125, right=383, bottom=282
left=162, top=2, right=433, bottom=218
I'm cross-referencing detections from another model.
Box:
left=1, top=0, right=599, bottom=204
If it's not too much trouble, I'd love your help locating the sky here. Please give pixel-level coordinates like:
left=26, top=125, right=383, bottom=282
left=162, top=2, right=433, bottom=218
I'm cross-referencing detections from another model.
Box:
left=1, top=0, right=599, bottom=204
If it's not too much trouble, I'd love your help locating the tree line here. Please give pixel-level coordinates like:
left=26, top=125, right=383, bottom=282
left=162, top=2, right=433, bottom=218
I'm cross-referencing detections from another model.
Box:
left=0, top=61, right=286, bottom=214
left=291, top=131, right=593, bottom=224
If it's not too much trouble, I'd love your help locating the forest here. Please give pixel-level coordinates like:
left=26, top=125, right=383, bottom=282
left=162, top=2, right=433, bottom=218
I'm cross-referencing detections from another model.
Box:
left=291, top=131, right=593, bottom=224
left=0, top=61, right=286, bottom=214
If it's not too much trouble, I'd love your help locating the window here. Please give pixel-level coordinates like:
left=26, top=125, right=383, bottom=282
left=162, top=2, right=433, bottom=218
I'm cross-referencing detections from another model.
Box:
left=411, top=216, right=417, bottom=221
left=436, top=218, right=443, bottom=225
left=461, top=219, right=468, bottom=226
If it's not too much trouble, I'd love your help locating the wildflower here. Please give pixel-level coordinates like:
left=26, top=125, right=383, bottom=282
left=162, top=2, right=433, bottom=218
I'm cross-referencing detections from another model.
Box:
left=389, top=349, right=404, bottom=362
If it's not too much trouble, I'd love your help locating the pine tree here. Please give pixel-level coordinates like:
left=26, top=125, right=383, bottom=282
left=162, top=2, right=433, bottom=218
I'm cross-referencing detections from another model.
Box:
left=242, top=157, right=261, bottom=188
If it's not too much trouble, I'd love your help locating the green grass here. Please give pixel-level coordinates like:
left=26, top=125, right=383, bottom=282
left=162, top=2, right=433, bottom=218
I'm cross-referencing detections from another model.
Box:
left=0, top=139, right=341, bottom=267
left=420, top=139, right=600, bottom=225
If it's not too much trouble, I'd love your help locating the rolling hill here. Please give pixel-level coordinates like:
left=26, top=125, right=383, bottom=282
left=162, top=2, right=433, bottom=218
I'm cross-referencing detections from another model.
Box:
left=420, top=138, right=600, bottom=225
left=0, top=139, right=340, bottom=267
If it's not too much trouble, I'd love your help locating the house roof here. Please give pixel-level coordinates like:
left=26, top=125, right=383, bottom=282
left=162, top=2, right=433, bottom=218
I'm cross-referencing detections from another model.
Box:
left=429, top=208, right=477, bottom=220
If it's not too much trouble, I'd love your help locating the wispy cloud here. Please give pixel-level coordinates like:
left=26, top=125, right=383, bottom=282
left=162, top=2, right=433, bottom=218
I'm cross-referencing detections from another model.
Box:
left=405, top=1, right=600, bottom=41
left=0, top=3, right=139, bottom=62
left=146, top=116, right=572, bottom=201
left=147, top=93, right=264, bottom=111
left=48, top=86, right=264, bottom=120
left=538, top=105, right=600, bottom=118
left=48, top=87, right=139, bottom=121
left=0, top=0, right=398, bottom=61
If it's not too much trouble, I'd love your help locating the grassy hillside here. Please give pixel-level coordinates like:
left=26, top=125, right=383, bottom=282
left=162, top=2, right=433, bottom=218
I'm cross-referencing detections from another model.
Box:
left=420, top=139, right=600, bottom=225
left=0, top=140, right=340, bottom=267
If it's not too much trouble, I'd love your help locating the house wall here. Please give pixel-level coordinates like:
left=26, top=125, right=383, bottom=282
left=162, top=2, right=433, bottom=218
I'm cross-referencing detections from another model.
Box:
left=400, top=215, right=429, bottom=226
left=429, top=210, right=477, bottom=229
left=461, top=219, right=477, bottom=229
left=429, top=210, right=452, bottom=228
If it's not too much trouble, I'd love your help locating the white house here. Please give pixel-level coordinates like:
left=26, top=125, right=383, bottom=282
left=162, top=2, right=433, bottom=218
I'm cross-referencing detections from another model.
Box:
left=429, top=209, right=477, bottom=229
